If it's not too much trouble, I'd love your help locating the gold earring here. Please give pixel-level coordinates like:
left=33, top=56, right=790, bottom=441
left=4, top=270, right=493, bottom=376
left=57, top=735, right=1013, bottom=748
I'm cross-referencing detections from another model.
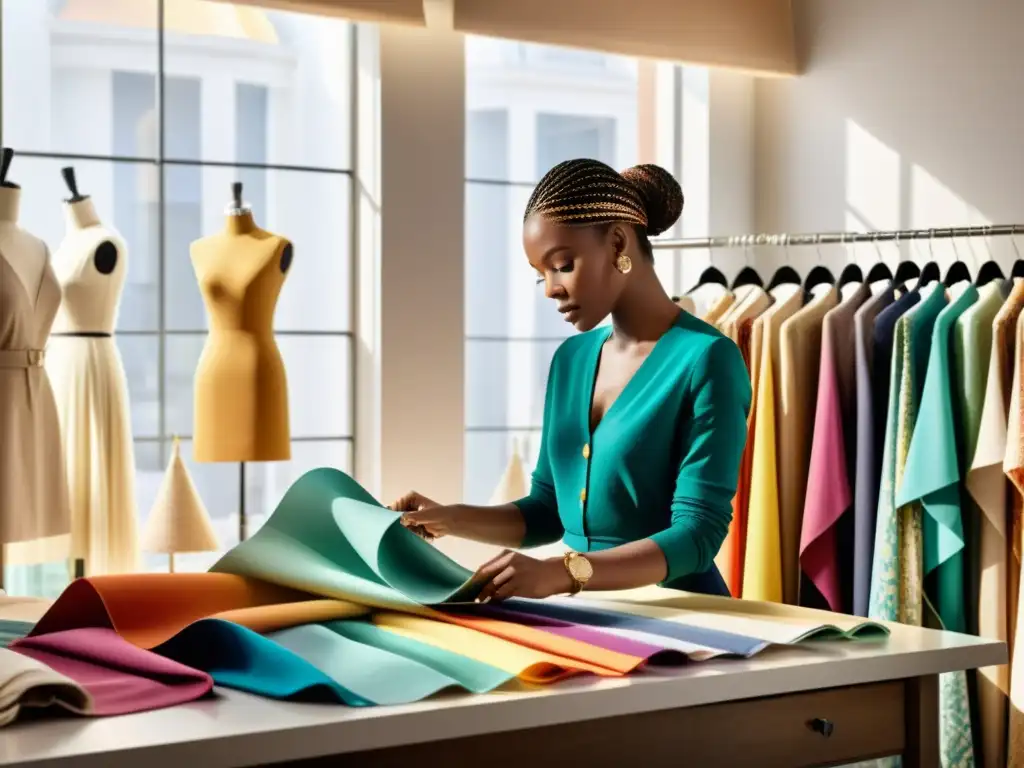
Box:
left=615, top=254, right=632, bottom=274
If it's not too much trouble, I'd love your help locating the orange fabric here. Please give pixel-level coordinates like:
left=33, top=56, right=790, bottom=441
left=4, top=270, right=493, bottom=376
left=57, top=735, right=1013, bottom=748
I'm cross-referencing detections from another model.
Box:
left=212, top=599, right=369, bottom=634
left=29, top=573, right=311, bottom=648
left=429, top=609, right=642, bottom=676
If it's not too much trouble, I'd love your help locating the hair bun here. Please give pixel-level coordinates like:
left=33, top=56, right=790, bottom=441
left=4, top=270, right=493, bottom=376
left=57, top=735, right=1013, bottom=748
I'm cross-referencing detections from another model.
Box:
left=620, top=164, right=683, bottom=237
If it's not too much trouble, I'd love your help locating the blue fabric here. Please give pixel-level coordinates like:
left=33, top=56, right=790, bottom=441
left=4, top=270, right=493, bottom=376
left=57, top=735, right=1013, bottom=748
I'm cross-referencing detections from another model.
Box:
left=500, top=598, right=767, bottom=657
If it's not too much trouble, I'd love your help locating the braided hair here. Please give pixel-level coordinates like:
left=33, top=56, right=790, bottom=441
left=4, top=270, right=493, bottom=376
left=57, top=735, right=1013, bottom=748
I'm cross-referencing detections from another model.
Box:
left=524, top=159, right=684, bottom=257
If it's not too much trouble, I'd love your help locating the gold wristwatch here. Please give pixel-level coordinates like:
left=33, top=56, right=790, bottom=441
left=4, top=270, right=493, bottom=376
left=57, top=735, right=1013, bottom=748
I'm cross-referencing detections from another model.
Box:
left=563, top=551, right=594, bottom=595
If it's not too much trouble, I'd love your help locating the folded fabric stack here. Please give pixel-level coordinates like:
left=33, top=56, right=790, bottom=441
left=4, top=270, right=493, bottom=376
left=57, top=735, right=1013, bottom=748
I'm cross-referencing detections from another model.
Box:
left=0, top=468, right=888, bottom=726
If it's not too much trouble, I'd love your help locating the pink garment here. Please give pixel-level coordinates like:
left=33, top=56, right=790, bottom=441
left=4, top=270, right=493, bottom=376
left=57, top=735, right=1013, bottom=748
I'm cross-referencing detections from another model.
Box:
left=800, top=325, right=851, bottom=611
left=12, top=628, right=212, bottom=715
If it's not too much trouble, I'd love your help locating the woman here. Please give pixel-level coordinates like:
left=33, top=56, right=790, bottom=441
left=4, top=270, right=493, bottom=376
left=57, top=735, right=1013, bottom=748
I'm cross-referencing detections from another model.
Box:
left=393, top=159, right=751, bottom=602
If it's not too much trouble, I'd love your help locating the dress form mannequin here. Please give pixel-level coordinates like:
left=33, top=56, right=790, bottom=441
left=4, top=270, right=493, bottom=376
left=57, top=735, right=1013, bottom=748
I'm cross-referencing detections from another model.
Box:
left=0, top=148, right=72, bottom=592
left=191, top=182, right=292, bottom=488
left=44, top=167, right=139, bottom=577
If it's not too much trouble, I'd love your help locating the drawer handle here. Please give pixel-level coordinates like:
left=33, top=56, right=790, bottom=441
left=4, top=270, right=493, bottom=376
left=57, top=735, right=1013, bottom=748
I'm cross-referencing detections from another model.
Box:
left=809, top=718, right=835, bottom=738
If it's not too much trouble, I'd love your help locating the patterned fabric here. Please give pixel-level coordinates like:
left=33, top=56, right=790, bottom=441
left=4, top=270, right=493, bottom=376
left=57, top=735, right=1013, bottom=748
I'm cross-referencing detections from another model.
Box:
left=897, top=286, right=978, bottom=768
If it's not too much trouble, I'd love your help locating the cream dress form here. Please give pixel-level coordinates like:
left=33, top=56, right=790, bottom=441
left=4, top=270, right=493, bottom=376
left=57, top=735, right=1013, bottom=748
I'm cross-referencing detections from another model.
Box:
left=0, top=186, right=71, bottom=587
left=44, top=194, right=139, bottom=576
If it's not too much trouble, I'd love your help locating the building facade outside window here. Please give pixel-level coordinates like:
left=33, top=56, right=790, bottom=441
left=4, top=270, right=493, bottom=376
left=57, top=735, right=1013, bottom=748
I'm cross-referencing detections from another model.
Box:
left=463, top=35, right=640, bottom=504
left=1, top=0, right=356, bottom=589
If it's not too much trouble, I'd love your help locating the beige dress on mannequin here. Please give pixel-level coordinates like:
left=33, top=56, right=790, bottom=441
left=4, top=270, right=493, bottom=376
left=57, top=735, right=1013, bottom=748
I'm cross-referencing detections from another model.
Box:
left=44, top=197, right=139, bottom=576
left=0, top=188, right=71, bottom=581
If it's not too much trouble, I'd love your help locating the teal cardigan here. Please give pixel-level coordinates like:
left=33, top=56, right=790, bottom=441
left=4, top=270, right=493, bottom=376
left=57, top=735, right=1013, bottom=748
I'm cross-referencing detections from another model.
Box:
left=513, top=311, right=751, bottom=594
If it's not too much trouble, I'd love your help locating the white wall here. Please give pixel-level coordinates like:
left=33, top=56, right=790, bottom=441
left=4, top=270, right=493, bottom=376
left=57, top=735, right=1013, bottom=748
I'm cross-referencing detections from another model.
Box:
left=755, top=0, right=1024, bottom=276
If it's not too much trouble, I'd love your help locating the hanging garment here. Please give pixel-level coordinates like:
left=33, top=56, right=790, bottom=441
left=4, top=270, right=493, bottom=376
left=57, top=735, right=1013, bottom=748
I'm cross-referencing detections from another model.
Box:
left=870, top=283, right=946, bottom=627
left=800, top=282, right=870, bottom=612
left=898, top=285, right=978, bottom=768
left=0, top=252, right=70, bottom=563
left=851, top=287, right=896, bottom=616
left=958, top=280, right=1011, bottom=768
left=714, top=287, right=771, bottom=596
left=700, top=290, right=735, bottom=326
left=1004, top=292, right=1024, bottom=645
left=44, top=201, right=139, bottom=576
left=743, top=286, right=805, bottom=603
left=1004, top=303, right=1024, bottom=767
left=776, top=286, right=839, bottom=604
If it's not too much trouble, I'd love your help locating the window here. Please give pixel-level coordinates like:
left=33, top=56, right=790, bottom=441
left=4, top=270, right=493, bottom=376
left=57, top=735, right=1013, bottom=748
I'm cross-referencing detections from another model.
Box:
left=1, top=0, right=355, bottom=587
left=464, top=35, right=639, bottom=504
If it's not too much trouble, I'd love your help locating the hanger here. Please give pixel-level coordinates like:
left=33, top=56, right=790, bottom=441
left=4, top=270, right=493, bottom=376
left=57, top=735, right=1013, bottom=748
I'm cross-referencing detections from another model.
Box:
left=802, top=235, right=835, bottom=294
left=942, top=230, right=973, bottom=286
left=837, top=233, right=864, bottom=287
left=917, top=228, right=941, bottom=286
left=764, top=234, right=801, bottom=291
left=731, top=265, right=763, bottom=289
left=971, top=227, right=1006, bottom=286
left=1010, top=229, right=1024, bottom=279
left=864, top=232, right=894, bottom=284
left=838, top=263, right=864, bottom=287
left=682, top=265, right=729, bottom=295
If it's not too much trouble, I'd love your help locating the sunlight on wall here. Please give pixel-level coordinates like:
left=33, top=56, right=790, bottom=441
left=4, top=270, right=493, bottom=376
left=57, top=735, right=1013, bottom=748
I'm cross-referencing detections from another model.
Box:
left=845, top=119, right=900, bottom=232
left=911, top=163, right=993, bottom=268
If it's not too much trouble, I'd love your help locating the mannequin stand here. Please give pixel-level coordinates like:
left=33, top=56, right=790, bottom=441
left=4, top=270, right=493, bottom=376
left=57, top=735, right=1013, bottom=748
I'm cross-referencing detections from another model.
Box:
left=238, top=461, right=248, bottom=542
left=168, top=553, right=176, bottom=573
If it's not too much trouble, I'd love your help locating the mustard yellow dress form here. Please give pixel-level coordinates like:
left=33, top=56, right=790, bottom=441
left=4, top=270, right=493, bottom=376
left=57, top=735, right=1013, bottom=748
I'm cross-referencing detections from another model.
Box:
left=191, top=210, right=292, bottom=462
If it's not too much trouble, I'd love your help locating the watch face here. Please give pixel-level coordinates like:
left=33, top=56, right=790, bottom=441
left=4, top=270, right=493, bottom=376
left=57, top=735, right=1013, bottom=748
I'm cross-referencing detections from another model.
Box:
left=570, top=555, right=594, bottom=581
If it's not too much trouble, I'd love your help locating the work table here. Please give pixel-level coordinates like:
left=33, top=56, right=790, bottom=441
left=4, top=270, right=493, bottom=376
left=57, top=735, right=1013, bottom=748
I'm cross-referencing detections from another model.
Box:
left=0, top=617, right=1005, bottom=768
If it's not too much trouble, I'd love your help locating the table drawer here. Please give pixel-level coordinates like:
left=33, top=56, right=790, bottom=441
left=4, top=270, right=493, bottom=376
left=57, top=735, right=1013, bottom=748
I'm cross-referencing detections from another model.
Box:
left=311, top=681, right=905, bottom=768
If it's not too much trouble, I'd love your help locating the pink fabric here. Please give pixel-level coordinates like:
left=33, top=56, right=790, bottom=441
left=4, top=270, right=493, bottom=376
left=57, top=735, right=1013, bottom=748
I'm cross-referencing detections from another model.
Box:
left=12, top=628, right=213, bottom=715
left=800, top=328, right=851, bottom=610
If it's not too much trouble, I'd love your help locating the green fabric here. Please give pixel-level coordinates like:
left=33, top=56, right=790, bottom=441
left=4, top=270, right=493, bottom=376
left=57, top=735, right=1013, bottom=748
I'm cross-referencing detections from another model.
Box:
left=513, top=311, right=751, bottom=585
left=898, top=284, right=977, bottom=631
left=954, top=280, right=1008, bottom=636
left=211, top=467, right=481, bottom=609
left=266, top=619, right=513, bottom=706
left=889, top=284, right=977, bottom=768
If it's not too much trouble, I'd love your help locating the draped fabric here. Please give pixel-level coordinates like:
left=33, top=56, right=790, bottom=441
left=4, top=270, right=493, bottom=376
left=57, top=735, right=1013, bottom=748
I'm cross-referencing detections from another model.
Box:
left=1005, top=303, right=1024, bottom=766
left=715, top=286, right=771, bottom=595
left=743, top=286, right=802, bottom=602
left=897, top=286, right=978, bottom=768
left=1, top=469, right=890, bottom=731
left=800, top=284, right=869, bottom=612
left=960, top=282, right=1013, bottom=768
left=852, top=287, right=896, bottom=616
left=778, top=287, right=838, bottom=605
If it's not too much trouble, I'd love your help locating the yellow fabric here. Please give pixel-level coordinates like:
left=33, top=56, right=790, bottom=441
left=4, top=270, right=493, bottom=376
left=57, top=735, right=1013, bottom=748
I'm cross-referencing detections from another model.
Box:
left=743, top=286, right=804, bottom=602
left=700, top=291, right=735, bottom=326
left=372, top=612, right=582, bottom=684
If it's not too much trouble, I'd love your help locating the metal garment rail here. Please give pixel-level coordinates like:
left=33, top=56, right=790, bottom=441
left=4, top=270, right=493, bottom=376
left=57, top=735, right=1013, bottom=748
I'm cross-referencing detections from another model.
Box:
left=650, top=224, right=1024, bottom=250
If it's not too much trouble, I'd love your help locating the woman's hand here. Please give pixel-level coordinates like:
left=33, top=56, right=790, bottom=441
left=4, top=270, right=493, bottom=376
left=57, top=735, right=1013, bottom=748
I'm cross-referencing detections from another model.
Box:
left=390, top=491, right=461, bottom=540
left=472, top=550, right=575, bottom=602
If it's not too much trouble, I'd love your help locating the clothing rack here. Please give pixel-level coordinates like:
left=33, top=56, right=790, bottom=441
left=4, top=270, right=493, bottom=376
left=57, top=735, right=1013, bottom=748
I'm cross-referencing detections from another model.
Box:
left=651, top=223, right=1023, bottom=250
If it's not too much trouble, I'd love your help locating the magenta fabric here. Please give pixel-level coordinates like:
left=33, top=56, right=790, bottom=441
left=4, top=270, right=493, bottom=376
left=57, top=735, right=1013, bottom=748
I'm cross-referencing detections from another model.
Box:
left=800, top=320, right=851, bottom=611
left=12, top=628, right=213, bottom=715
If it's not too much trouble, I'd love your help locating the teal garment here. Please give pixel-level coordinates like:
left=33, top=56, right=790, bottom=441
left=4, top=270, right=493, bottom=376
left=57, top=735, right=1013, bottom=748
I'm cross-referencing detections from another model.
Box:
left=514, top=311, right=751, bottom=591
left=897, top=285, right=977, bottom=632
left=869, top=284, right=947, bottom=625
